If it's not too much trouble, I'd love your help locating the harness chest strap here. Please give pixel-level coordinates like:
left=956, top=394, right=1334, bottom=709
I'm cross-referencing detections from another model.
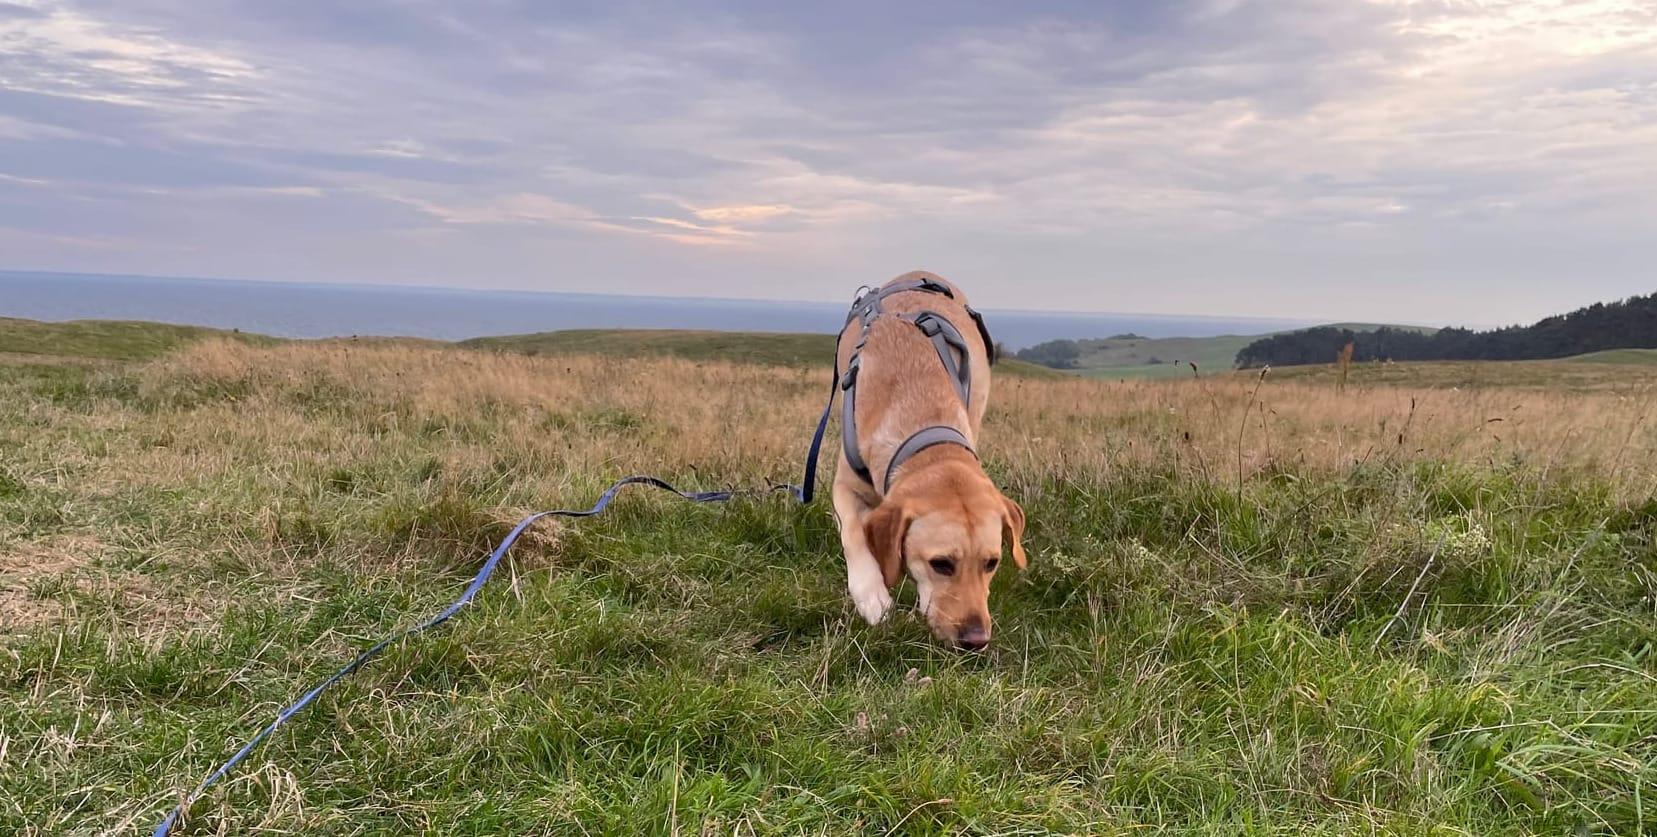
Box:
left=882, top=424, right=976, bottom=492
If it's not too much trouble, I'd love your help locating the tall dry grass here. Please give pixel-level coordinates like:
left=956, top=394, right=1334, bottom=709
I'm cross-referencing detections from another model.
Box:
left=125, top=339, right=1657, bottom=500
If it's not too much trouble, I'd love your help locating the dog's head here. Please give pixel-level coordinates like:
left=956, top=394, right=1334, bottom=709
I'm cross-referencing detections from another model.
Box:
left=863, top=459, right=1027, bottom=650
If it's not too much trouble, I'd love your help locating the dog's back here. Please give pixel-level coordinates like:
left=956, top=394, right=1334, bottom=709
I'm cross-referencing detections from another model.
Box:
left=835, top=271, right=994, bottom=469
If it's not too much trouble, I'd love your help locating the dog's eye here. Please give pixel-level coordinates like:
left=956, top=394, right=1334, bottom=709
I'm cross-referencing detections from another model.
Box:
left=928, top=557, right=956, bottom=576
left=984, top=558, right=999, bottom=573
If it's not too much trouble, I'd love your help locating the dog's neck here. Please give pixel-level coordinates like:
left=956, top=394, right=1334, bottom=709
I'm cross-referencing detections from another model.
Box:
left=885, top=444, right=988, bottom=496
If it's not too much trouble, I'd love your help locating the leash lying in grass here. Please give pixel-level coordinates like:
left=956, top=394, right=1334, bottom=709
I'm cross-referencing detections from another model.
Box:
left=152, top=475, right=803, bottom=836
left=150, top=307, right=853, bottom=834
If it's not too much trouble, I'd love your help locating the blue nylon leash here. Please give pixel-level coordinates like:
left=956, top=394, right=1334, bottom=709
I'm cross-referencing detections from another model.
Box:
left=151, top=303, right=863, bottom=834
left=151, top=468, right=823, bottom=835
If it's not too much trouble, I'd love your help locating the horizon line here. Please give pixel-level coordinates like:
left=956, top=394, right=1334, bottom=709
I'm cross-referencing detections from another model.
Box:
left=1, top=267, right=1469, bottom=330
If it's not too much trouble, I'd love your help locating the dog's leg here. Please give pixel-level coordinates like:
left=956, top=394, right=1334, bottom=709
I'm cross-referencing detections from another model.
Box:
left=832, top=476, right=892, bottom=625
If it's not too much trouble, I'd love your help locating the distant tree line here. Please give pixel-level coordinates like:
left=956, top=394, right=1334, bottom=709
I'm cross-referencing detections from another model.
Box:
left=1235, top=291, right=1657, bottom=368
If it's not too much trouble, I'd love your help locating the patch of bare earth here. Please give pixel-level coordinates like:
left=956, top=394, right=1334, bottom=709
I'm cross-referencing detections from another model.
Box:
left=0, top=535, right=98, bottom=630
left=0, top=536, right=216, bottom=633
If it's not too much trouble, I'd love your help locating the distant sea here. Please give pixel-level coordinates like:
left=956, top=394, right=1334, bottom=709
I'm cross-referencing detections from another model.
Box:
left=0, top=271, right=1317, bottom=351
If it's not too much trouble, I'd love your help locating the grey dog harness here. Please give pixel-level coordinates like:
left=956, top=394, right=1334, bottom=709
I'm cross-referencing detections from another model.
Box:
left=839, top=278, right=996, bottom=493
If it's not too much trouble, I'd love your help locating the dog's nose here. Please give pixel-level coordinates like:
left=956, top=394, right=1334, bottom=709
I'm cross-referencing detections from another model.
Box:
left=956, top=625, right=989, bottom=651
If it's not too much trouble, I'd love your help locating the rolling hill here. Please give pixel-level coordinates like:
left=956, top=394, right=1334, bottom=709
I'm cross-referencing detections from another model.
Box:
left=463, top=328, right=1067, bottom=378
left=0, top=318, right=1064, bottom=379
left=1024, top=323, right=1439, bottom=380
left=1238, top=291, right=1657, bottom=368
left=0, top=317, right=272, bottom=361
left=462, top=328, right=833, bottom=367
left=1564, top=348, right=1657, bottom=365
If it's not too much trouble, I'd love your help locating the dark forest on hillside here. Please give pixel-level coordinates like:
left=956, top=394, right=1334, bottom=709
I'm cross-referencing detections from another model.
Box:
left=1235, top=291, right=1657, bottom=368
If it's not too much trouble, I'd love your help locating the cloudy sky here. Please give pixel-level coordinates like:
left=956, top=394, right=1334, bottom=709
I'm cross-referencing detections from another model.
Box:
left=1, top=0, right=1653, bottom=324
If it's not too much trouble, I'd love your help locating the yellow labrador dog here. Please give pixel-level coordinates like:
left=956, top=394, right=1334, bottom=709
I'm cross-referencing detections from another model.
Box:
left=831, top=271, right=1028, bottom=650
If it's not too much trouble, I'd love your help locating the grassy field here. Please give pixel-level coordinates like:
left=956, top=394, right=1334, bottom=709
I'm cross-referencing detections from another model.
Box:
left=0, top=316, right=272, bottom=361
left=1060, top=334, right=1257, bottom=381
left=1264, top=357, right=1657, bottom=393
left=1056, top=323, right=1437, bottom=381
left=464, top=328, right=837, bottom=367
left=1568, top=349, right=1657, bottom=366
left=3, top=322, right=1656, bottom=834
left=468, top=328, right=1066, bottom=379
left=0, top=318, right=1062, bottom=379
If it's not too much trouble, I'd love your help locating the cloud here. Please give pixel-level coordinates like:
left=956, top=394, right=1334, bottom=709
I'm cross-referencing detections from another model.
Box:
left=383, top=191, right=601, bottom=227
left=1, top=0, right=1654, bottom=322
left=691, top=204, right=794, bottom=223
left=0, top=172, right=50, bottom=189
left=0, top=111, right=87, bottom=140
left=0, top=0, right=258, bottom=110
left=631, top=215, right=751, bottom=241
left=377, top=188, right=747, bottom=246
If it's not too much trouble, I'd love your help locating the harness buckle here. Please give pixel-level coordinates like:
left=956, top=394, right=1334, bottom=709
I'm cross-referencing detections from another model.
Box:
left=840, top=358, right=860, bottom=391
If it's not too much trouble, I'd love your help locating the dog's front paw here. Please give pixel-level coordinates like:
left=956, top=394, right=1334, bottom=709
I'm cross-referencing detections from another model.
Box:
left=850, top=576, right=893, bottom=625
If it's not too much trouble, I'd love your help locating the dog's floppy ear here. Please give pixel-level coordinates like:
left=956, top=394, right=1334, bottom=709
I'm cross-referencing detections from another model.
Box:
left=1000, top=493, right=1028, bottom=569
left=863, top=500, right=911, bottom=588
